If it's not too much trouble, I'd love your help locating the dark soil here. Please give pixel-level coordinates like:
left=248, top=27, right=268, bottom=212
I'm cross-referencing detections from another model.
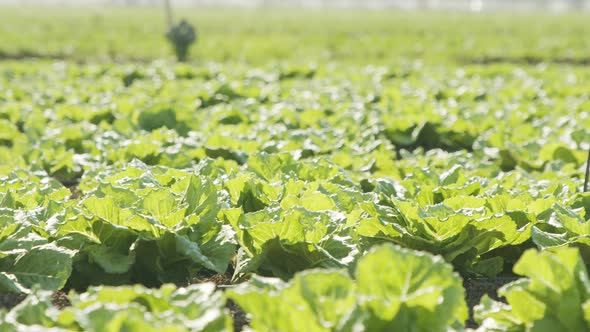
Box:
left=192, top=272, right=233, bottom=287
left=0, top=292, right=26, bottom=310
left=57, top=178, right=83, bottom=200
left=0, top=50, right=66, bottom=61
left=0, top=291, right=71, bottom=311
left=66, top=185, right=82, bottom=200
left=227, top=299, right=249, bottom=332
left=463, top=277, right=517, bottom=328
left=51, top=291, right=71, bottom=309
left=459, top=55, right=590, bottom=66
left=189, top=272, right=250, bottom=331
left=0, top=50, right=151, bottom=64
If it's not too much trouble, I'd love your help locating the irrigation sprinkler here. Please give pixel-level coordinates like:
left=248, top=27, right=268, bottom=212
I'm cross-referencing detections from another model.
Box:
left=164, top=0, right=197, bottom=62
left=164, top=0, right=173, bottom=28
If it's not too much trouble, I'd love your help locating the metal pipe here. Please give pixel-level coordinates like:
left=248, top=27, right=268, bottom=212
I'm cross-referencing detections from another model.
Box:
left=164, top=0, right=174, bottom=28
left=584, top=146, right=590, bottom=192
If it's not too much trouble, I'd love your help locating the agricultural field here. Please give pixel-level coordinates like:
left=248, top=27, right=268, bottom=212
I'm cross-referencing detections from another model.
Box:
left=1, top=6, right=590, bottom=331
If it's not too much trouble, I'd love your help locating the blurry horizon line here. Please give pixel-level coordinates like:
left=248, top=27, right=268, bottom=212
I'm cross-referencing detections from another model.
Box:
left=1, top=0, right=589, bottom=12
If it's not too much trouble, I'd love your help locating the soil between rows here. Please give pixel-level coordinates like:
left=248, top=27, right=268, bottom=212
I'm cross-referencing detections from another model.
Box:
left=0, top=291, right=70, bottom=310
left=463, top=277, right=517, bottom=328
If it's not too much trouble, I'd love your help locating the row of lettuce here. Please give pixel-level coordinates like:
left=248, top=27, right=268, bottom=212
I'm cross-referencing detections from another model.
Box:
left=2, top=244, right=590, bottom=331
left=2, top=154, right=590, bottom=292
left=1, top=61, right=590, bottom=330
left=1, top=62, right=589, bottom=182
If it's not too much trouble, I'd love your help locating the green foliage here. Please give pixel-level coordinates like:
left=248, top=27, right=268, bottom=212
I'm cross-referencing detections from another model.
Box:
left=228, top=244, right=467, bottom=332
left=1, top=283, right=232, bottom=331
left=475, top=247, right=590, bottom=331
left=1, top=9, right=590, bottom=331
left=0, top=57, right=589, bottom=300
left=1, top=9, right=589, bottom=64
left=65, top=161, right=235, bottom=288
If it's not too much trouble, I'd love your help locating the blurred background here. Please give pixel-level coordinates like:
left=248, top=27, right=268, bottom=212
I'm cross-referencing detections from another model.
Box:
left=1, top=0, right=589, bottom=11
left=0, top=0, right=588, bottom=65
